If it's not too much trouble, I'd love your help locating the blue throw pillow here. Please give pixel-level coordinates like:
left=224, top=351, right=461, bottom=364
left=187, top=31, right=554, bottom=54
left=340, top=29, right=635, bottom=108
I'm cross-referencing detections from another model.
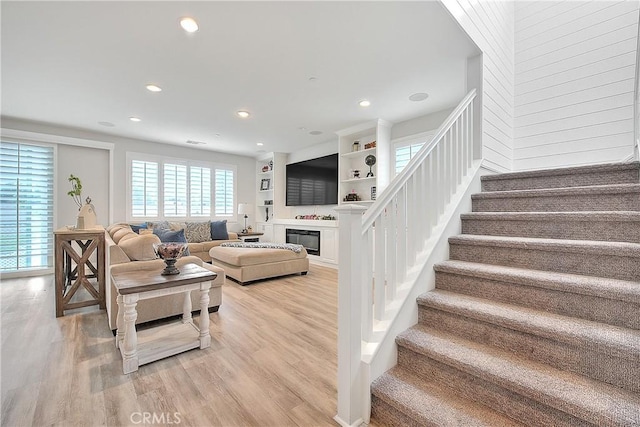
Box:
left=153, top=228, right=190, bottom=256
left=210, top=220, right=229, bottom=240
left=130, top=223, right=148, bottom=234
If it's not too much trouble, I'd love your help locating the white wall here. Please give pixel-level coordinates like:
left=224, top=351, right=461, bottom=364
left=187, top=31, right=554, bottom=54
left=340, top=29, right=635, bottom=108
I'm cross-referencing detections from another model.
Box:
left=1, top=118, right=256, bottom=231
left=513, top=0, right=639, bottom=170
left=441, top=0, right=516, bottom=172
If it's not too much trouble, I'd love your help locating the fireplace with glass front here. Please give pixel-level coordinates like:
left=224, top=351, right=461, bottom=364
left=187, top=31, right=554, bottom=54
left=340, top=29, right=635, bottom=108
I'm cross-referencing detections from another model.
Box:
left=286, top=229, right=320, bottom=256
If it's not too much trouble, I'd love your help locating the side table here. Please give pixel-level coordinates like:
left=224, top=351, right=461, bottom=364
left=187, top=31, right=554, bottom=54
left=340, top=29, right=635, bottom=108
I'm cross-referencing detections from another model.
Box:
left=54, top=226, right=106, bottom=317
left=111, top=263, right=216, bottom=374
left=237, top=231, right=264, bottom=242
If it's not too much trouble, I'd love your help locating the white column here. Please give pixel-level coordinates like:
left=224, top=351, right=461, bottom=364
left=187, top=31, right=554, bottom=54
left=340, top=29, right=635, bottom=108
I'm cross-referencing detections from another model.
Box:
left=334, top=204, right=367, bottom=427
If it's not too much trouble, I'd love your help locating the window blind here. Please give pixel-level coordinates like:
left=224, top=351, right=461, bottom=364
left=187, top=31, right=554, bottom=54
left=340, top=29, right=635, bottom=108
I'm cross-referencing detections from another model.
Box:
left=190, top=166, right=211, bottom=217
left=131, top=160, right=159, bottom=217
left=0, top=142, right=54, bottom=272
left=163, top=163, right=187, bottom=217
left=215, top=168, right=234, bottom=216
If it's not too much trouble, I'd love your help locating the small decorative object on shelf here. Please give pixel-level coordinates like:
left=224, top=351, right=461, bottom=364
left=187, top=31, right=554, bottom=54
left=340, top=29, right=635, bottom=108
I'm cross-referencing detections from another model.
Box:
left=154, top=243, right=187, bottom=275
left=365, top=154, right=376, bottom=177
left=350, top=169, right=360, bottom=179
left=247, top=225, right=253, bottom=232
left=371, top=186, right=377, bottom=200
left=344, top=192, right=360, bottom=202
left=265, top=206, right=270, bottom=222
left=264, top=199, right=273, bottom=205
left=260, top=178, right=271, bottom=190
left=268, top=160, right=273, bottom=170
left=262, top=165, right=269, bottom=172
left=352, top=140, right=360, bottom=152
left=364, top=141, right=377, bottom=150
left=294, top=214, right=336, bottom=220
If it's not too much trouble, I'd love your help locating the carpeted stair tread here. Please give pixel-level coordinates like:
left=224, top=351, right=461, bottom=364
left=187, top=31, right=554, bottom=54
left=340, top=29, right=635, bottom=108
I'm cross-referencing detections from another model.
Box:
left=434, top=260, right=640, bottom=304
left=480, top=162, right=639, bottom=191
left=448, top=234, right=640, bottom=257
left=472, top=183, right=640, bottom=200
left=371, top=367, right=525, bottom=427
left=417, top=290, right=640, bottom=361
left=460, top=210, right=640, bottom=222
left=396, top=325, right=640, bottom=426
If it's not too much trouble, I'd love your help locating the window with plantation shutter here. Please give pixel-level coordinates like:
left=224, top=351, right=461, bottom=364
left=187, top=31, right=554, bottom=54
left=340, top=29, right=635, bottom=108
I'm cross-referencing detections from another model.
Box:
left=394, top=131, right=435, bottom=175
left=0, top=141, right=54, bottom=273
left=163, top=163, right=187, bottom=217
left=190, top=166, right=211, bottom=217
left=127, top=153, right=235, bottom=220
left=131, top=160, right=159, bottom=217
left=215, top=168, right=234, bottom=216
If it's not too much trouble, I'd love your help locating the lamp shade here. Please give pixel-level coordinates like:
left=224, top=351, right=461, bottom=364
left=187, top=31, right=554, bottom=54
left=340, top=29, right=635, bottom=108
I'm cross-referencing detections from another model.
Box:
left=238, top=203, right=252, bottom=215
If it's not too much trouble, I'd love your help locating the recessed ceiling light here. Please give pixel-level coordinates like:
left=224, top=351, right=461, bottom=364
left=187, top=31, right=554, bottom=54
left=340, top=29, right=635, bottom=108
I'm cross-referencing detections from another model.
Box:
left=215, top=133, right=221, bottom=137
left=359, top=100, right=371, bottom=107
left=309, top=130, right=323, bottom=135
left=146, top=84, right=162, bottom=92
left=308, top=76, right=318, bottom=82
left=237, top=110, right=250, bottom=118
left=409, top=92, right=429, bottom=102
left=129, top=117, right=141, bottom=122
left=257, top=142, right=264, bottom=146
left=98, top=121, right=115, bottom=127
left=180, top=17, right=199, bottom=33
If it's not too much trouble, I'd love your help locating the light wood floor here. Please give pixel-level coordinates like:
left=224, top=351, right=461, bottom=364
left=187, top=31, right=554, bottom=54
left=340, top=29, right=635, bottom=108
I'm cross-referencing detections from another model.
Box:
left=1, top=265, right=339, bottom=427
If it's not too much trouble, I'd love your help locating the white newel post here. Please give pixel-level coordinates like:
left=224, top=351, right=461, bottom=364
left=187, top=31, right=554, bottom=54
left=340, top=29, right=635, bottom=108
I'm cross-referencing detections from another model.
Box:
left=334, top=205, right=367, bottom=427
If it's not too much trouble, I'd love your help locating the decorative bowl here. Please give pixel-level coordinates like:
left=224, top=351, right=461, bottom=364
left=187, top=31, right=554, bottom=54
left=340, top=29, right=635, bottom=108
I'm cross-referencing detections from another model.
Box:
left=154, top=242, right=187, bottom=275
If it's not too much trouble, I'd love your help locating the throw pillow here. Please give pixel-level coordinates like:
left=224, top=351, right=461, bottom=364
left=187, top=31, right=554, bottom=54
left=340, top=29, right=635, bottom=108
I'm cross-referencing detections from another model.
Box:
left=149, top=220, right=170, bottom=231
left=153, top=228, right=190, bottom=256
left=210, top=220, right=229, bottom=240
left=185, top=221, right=211, bottom=243
left=130, top=223, right=148, bottom=234
left=118, top=234, right=161, bottom=261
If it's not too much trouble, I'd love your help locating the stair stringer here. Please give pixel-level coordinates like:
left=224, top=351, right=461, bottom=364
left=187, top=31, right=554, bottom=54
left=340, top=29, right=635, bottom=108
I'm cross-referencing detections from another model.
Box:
left=361, top=162, right=488, bottom=423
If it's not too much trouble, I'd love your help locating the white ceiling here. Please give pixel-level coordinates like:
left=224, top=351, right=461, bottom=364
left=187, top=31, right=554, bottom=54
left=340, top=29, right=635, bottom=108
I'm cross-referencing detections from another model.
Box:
left=1, top=1, right=479, bottom=157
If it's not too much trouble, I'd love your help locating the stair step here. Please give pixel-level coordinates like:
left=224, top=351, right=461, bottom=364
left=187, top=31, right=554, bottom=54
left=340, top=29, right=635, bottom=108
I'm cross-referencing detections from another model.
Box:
left=481, top=161, right=639, bottom=192
left=417, top=290, right=640, bottom=392
left=371, top=367, right=524, bottom=427
left=461, top=211, right=640, bottom=243
left=434, top=260, right=640, bottom=329
left=472, top=183, right=640, bottom=212
left=396, top=325, right=640, bottom=426
left=448, top=234, right=640, bottom=281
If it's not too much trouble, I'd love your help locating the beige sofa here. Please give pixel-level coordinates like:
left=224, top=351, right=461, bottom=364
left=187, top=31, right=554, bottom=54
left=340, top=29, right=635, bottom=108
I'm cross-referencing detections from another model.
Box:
left=105, top=223, right=226, bottom=331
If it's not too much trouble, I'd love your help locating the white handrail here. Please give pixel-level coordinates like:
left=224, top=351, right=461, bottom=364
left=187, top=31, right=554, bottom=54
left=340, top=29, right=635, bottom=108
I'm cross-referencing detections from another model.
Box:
left=634, top=7, right=640, bottom=160
left=362, top=88, right=477, bottom=230
left=335, top=89, right=479, bottom=427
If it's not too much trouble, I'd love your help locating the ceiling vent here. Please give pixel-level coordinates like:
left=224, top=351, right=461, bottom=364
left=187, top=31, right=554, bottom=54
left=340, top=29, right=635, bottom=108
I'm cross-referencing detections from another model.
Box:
left=186, top=140, right=206, bottom=145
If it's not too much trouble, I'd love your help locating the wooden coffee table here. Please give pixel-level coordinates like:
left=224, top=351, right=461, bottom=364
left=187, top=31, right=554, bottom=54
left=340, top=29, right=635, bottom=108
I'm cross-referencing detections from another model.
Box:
left=111, top=263, right=217, bottom=374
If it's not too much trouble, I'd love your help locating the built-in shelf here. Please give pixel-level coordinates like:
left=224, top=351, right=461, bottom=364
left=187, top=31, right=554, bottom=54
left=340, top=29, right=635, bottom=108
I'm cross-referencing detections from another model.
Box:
left=340, top=147, right=376, bottom=159
left=258, top=170, right=273, bottom=175
left=341, top=176, right=376, bottom=184
left=341, top=200, right=375, bottom=204
left=259, top=189, right=273, bottom=193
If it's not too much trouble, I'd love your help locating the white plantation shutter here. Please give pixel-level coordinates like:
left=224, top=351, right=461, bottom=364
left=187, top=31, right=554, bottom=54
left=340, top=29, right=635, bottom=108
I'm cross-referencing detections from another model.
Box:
left=395, top=142, right=425, bottom=174
left=215, top=168, right=234, bottom=216
left=0, top=142, right=54, bottom=272
left=163, top=163, right=187, bottom=217
left=131, top=160, right=159, bottom=217
left=190, top=166, right=211, bottom=217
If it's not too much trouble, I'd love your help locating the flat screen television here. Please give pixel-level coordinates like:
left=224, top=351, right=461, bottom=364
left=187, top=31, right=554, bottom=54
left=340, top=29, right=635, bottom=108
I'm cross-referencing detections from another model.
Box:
left=286, top=153, right=338, bottom=206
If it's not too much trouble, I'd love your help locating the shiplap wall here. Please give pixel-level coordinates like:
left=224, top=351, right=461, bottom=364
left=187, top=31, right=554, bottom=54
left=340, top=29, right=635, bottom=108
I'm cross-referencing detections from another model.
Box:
left=442, top=0, right=515, bottom=172
left=514, top=0, right=639, bottom=170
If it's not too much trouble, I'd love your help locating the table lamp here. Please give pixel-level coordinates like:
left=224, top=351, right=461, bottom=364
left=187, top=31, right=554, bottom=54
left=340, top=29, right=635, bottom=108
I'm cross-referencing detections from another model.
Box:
left=238, top=203, right=252, bottom=233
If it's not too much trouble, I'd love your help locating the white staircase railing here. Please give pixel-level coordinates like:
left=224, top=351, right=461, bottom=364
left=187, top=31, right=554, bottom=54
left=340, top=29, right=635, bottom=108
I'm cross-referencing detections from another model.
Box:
left=634, top=7, right=640, bottom=160
left=335, top=89, right=479, bottom=427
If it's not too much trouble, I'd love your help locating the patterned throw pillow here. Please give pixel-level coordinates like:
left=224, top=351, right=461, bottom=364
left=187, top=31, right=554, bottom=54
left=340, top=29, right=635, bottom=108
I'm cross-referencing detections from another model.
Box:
left=210, top=220, right=229, bottom=240
left=149, top=220, right=170, bottom=231
left=185, top=221, right=211, bottom=243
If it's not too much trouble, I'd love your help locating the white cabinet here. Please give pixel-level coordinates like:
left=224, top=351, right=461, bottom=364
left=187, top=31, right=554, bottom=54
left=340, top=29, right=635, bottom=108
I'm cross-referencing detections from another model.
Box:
left=337, top=119, right=392, bottom=208
left=255, top=222, right=274, bottom=242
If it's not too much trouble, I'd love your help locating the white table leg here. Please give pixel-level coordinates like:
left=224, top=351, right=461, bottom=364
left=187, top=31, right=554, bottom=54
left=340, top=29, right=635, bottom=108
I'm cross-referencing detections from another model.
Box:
left=122, top=294, right=139, bottom=374
left=182, top=290, right=192, bottom=324
left=199, top=282, right=211, bottom=349
left=115, top=294, right=124, bottom=348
